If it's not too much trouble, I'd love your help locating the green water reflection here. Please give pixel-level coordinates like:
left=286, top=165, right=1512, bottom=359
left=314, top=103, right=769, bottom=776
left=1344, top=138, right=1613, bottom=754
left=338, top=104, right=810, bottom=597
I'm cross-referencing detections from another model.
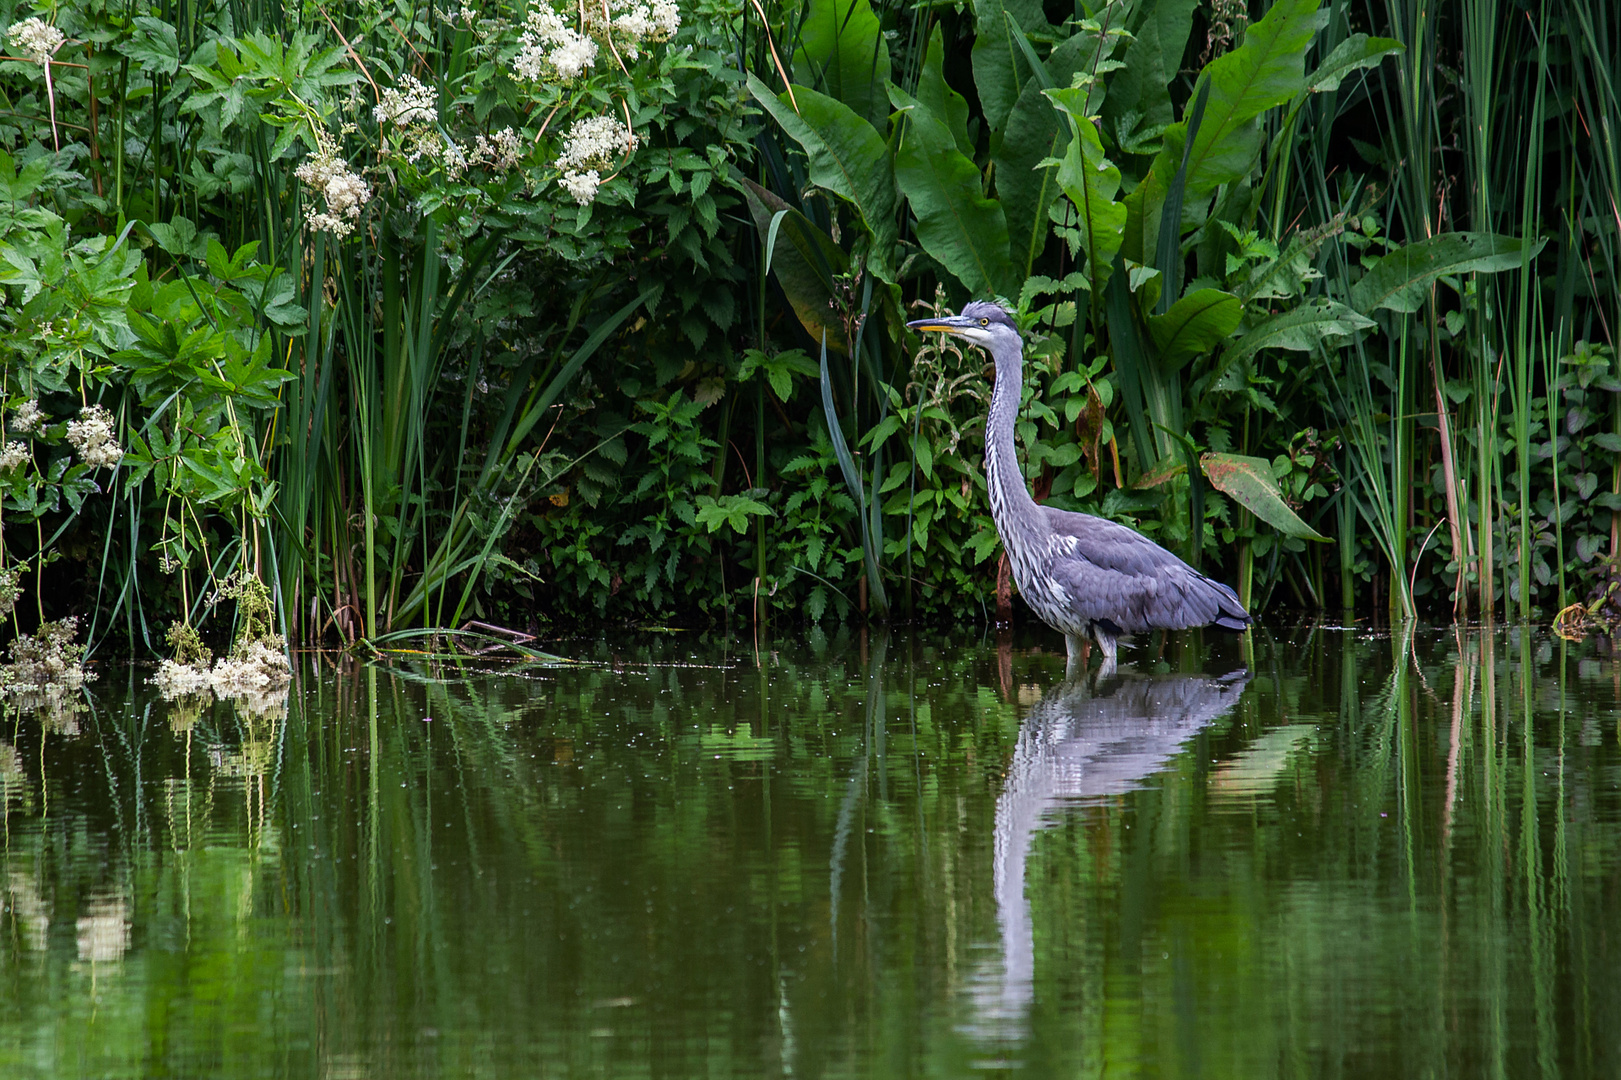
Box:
left=1, top=626, right=1618, bottom=1078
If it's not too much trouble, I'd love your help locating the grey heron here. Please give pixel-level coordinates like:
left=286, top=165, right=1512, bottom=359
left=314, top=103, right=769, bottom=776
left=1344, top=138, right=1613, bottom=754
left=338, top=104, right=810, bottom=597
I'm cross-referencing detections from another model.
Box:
left=907, top=301, right=1251, bottom=674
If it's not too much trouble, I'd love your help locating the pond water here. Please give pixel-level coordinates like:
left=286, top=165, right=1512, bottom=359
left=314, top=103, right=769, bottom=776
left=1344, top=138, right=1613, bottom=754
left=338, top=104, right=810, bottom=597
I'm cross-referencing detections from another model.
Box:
left=0, top=625, right=1618, bottom=1078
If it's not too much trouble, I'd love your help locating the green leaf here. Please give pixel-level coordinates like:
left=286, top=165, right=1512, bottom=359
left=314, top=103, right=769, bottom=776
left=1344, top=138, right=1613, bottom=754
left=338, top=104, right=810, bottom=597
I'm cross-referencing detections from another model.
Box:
left=916, top=27, right=973, bottom=160
left=998, top=32, right=1096, bottom=279
left=1050, top=89, right=1126, bottom=299
left=791, top=0, right=892, bottom=130
left=745, top=77, right=897, bottom=279
left=1145, top=288, right=1242, bottom=369
left=739, top=179, right=849, bottom=350
left=1350, top=232, right=1548, bottom=314
left=1138, top=0, right=1326, bottom=239
left=970, top=0, right=1049, bottom=134
left=1307, top=34, right=1404, bottom=92
left=1201, top=452, right=1329, bottom=540
left=1224, top=300, right=1375, bottom=363
left=117, top=16, right=181, bottom=77
left=1100, top=0, right=1199, bottom=150
left=889, top=86, right=1018, bottom=298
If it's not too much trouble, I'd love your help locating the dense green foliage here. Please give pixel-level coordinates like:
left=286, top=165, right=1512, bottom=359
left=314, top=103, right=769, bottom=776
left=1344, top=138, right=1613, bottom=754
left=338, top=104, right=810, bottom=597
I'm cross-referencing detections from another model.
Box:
left=0, top=0, right=1618, bottom=658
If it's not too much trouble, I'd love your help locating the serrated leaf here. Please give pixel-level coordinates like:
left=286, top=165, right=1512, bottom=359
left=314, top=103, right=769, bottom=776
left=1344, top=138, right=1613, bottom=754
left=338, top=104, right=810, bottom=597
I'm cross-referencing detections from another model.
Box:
left=1224, top=300, right=1375, bottom=363
left=1351, top=232, right=1548, bottom=314
left=1145, top=288, right=1242, bottom=369
left=1308, top=34, right=1403, bottom=92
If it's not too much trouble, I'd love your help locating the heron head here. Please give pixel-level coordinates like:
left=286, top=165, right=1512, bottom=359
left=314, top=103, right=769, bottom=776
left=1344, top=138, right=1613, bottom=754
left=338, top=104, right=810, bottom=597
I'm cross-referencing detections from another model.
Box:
left=906, top=300, right=1019, bottom=350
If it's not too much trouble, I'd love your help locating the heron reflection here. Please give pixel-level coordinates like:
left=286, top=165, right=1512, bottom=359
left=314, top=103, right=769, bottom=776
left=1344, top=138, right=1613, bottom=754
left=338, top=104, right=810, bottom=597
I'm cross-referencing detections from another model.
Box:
left=968, top=668, right=1250, bottom=1035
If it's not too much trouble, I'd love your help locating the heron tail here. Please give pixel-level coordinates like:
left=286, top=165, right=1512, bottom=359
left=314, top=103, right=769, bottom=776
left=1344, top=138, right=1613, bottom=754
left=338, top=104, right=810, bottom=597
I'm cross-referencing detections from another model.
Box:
left=1201, top=575, right=1252, bottom=632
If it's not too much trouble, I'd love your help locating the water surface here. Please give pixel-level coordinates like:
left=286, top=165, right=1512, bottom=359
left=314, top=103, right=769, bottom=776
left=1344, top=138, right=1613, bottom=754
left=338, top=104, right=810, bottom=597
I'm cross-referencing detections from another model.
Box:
left=1, top=626, right=1618, bottom=1078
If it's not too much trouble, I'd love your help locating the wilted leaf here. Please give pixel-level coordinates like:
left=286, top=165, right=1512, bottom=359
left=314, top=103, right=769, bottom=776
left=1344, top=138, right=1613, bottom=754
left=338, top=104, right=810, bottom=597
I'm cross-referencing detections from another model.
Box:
left=1201, top=452, right=1329, bottom=540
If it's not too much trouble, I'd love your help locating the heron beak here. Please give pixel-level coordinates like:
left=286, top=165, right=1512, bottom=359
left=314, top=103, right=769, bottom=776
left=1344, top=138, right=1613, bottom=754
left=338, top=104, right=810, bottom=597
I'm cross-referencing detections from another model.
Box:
left=906, top=316, right=972, bottom=334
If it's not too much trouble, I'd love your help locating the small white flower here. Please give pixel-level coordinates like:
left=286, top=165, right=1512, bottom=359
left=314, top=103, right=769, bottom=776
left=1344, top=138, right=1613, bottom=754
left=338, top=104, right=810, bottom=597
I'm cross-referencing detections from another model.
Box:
left=11, top=398, right=43, bottom=434
left=473, top=127, right=523, bottom=172
left=0, top=441, right=28, bottom=471
left=560, top=169, right=600, bottom=205
left=513, top=4, right=596, bottom=82
left=65, top=404, right=122, bottom=469
left=548, top=34, right=598, bottom=79
left=373, top=73, right=438, bottom=128
left=556, top=114, right=637, bottom=174
left=444, top=137, right=469, bottom=180
left=295, top=151, right=371, bottom=238
left=650, top=0, right=680, bottom=39
left=7, top=17, right=64, bottom=66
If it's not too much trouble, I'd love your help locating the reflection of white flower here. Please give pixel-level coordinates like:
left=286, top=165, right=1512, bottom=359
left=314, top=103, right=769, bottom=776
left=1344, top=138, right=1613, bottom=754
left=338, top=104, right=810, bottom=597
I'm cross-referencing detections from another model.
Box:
left=373, top=73, right=438, bottom=127
left=559, top=169, right=600, bottom=205
left=65, top=404, right=122, bottom=468
left=7, top=17, right=64, bottom=65
left=0, top=441, right=27, bottom=471
left=295, top=151, right=371, bottom=238
left=76, top=896, right=131, bottom=963
left=12, top=398, right=44, bottom=434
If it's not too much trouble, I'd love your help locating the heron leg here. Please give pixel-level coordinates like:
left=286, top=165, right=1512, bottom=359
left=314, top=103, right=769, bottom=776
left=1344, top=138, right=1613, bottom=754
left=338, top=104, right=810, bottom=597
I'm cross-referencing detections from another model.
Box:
left=1092, top=624, right=1118, bottom=677
left=1064, top=633, right=1090, bottom=679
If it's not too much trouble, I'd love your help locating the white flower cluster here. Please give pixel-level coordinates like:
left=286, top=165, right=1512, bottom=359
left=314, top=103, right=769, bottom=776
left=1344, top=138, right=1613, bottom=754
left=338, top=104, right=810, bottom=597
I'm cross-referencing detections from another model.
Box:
left=559, top=169, right=600, bottom=204
left=513, top=4, right=598, bottom=82
left=65, top=403, right=122, bottom=468
left=599, top=0, right=681, bottom=59
left=0, top=564, right=20, bottom=619
left=374, top=73, right=439, bottom=127
left=471, top=127, right=522, bottom=172
left=0, top=617, right=89, bottom=697
left=152, top=641, right=291, bottom=699
left=295, top=150, right=371, bottom=237
left=12, top=398, right=44, bottom=433
left=0, top=441, right=28, bottom=471
left=7, top=17, right=64, bottom=66
left=556, top=114, right=637, bottom=204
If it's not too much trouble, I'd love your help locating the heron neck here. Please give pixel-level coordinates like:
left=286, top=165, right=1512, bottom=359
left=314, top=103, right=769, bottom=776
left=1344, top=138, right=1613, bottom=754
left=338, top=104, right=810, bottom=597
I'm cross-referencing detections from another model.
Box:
left=985, top=344, right=1041, bottom=528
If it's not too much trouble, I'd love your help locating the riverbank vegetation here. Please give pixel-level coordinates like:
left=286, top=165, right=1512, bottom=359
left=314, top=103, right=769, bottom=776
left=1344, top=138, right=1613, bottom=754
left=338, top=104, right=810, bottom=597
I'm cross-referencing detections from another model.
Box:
left=0, top=0, right=1618, bottom=670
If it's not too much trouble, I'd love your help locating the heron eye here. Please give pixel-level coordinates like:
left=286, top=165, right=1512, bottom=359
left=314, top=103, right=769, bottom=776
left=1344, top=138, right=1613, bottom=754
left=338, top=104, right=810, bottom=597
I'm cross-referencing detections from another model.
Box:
left=979, top=318, right=989, bottom=326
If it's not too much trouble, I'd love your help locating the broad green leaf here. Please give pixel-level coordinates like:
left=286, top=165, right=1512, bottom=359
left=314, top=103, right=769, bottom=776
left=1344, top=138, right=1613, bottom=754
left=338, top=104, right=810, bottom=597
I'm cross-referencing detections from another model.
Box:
left=1140, top=0, right=1326, bottom=235
left=1350, top=232, right=1548, bottom=314
left=1308, top=34, right=1404, bottom=92
left=1145, top=288, right=1242, bottom=369
left=970, top=0, right=1049, bottom=134
left=1224, top=300, right=1375, bottom=363
left=998, top=32, right=1096, bottom=279
left=1050, top=87, right=1126, bottom=298
left=1101, top=0, right=1199, bottom=149
left=889, top=86, right=1018, bottom=298
left=746, top=77, right=898, bottom=280
left=739, top=179, right=849, bottom=350
left=791, top=0, right=892, bottom=131
left=916, top=26, right=973, bottom=160
left=1201, top=452, right=1329, bottom=540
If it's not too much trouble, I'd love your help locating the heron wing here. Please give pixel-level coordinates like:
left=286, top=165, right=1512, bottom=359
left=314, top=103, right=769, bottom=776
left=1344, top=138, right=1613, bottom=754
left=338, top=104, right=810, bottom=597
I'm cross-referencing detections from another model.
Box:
left=1042, top=507, right=1251, bottom=633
